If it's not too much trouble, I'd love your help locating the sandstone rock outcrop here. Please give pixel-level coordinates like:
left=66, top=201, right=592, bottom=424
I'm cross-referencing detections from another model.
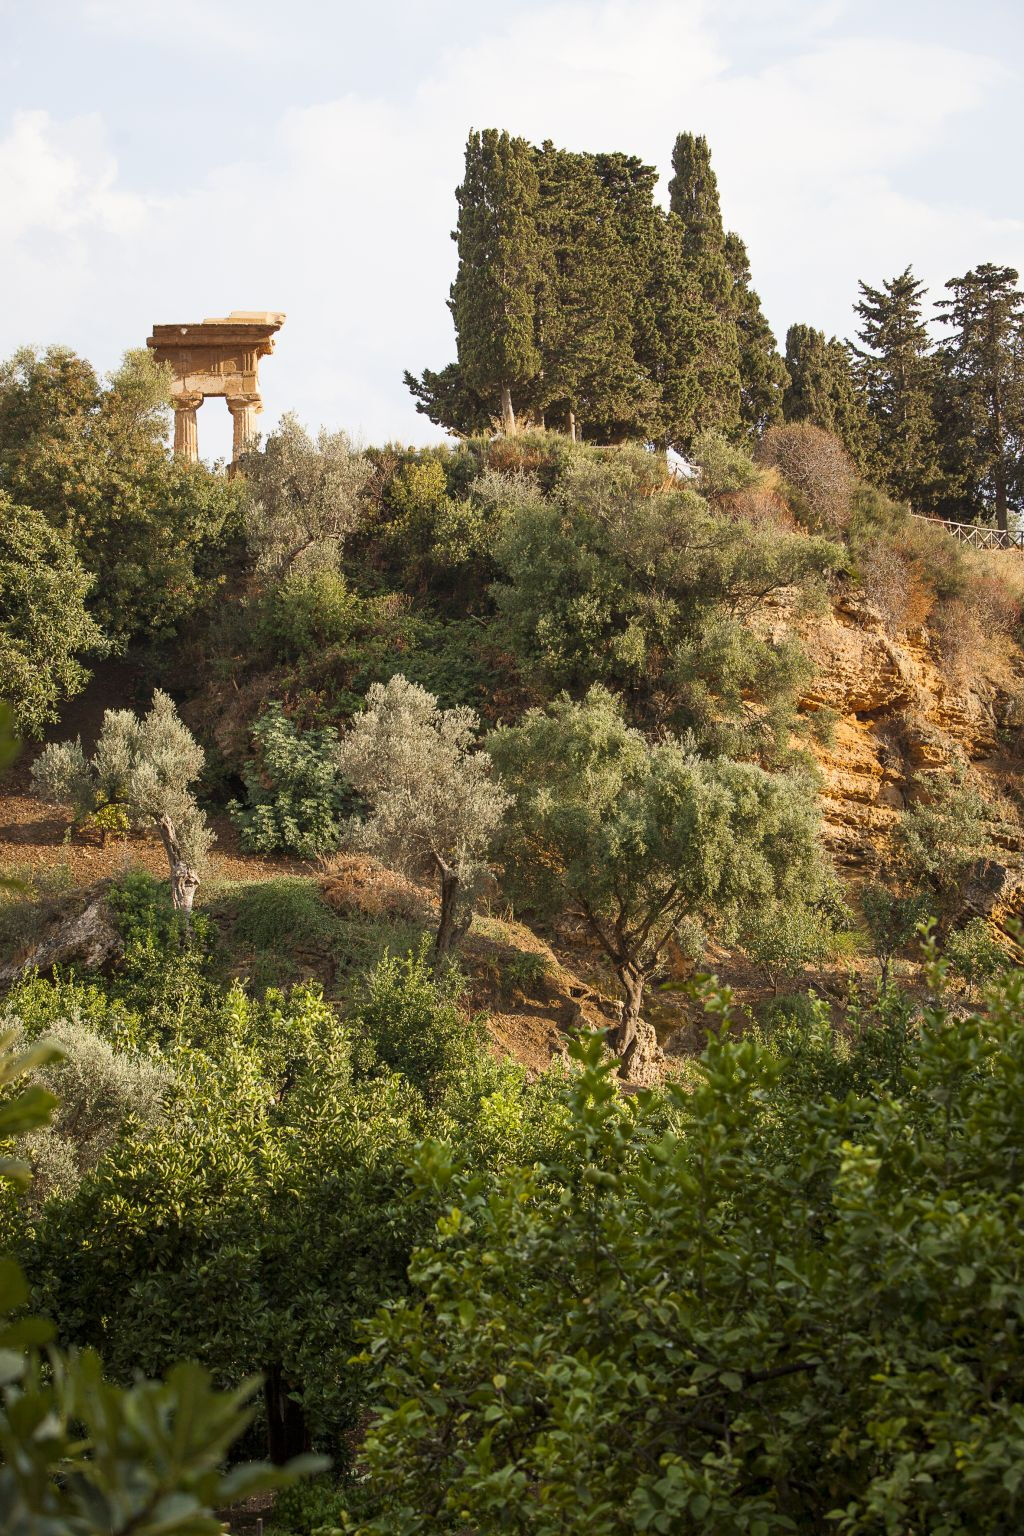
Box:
left=797, top=592, right=1024, bottom=876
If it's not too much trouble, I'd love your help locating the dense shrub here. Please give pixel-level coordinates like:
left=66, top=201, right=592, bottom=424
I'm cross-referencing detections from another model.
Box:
left=268, top=568, right=362, bottom=657
left=688, top=429, right=760, bottom=497
left=0, top=495, right=106, bottom=736
left=489, top=448, right=839, bottom=754
left=349, top=966, right=1024, bottom=1535
left=229, top=702, right=348, bottom=858
left=14, top=1019, right=169, bottom=1206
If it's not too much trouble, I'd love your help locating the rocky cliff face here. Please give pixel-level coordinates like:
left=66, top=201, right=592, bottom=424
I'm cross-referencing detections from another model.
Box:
left=797, top=592, right=1024, bottom=894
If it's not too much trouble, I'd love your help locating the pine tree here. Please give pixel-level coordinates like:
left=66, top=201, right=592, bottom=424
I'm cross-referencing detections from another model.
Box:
left=447, top=130, right=544, bottom=436
left=851, top=266, right=940, bottom=507
left=666, top=132, right=741, bottom=442
left=725, top=231, right=788, bottom=437
left=533, top=144, right=655, bottom=442
left=783, top=324, right=870, bottom=467
left=935, top=263, right=1024, bottom=530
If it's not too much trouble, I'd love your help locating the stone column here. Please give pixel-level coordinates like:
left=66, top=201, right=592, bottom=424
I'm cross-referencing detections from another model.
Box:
left=172, top=391, right=204, bottom=463
left=227, top=392, right=262, bottom=468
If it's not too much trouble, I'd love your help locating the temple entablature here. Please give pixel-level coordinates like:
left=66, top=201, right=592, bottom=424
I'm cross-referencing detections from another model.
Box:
left=146, top=311, right=285, bottom=466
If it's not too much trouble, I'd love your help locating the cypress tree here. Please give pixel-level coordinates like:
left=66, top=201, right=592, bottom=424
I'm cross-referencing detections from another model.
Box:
left=448, top=129, right=544, bottom=436
left=666, top=132, right=741, bottom=441
left=725, top=231, right=788, bottom=437
left=588, top=151, right=667, bottom=442
left=935, top=263, right=1024, bottom=530
left=783, top=324, right=871, bottom=468
left=533, top=144, right=655, bottom=442
left=851, top=266, right=939, bottom=507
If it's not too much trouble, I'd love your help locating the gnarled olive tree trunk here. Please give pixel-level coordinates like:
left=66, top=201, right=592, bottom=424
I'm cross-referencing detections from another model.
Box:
left=156, top=814, right=200, bottom=915
left=612, top=960, right=661, bottom=1087
left=433, top=856, right=470, bottom=960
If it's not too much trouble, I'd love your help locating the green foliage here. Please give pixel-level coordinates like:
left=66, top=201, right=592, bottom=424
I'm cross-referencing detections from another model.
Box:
left=338, top=675, right=509, bottom=956
left=782, top=324, right=871, bottom=468
left=859, top=880, right=930, bottom=991
left=349, top=947, right=487, bottom=1110
left=448, top=129, right=544, bottom=432
left=935, top=263, right=1024, bottom=527
left=896, top=769, right=995, bottom=910
left=725, top=229, right=789, bottom=437
left=410, top=129, right=769, bottom=450
left=229, top=703, right=348, bottom=858
left=12, top=949, right=556, bottom=1469
left=0, top=345, right=241, bottom=646
left=688, top=430, right=760, bottom=497
left=346, top=968, right=1024, bottom=1534
left=241, top=414, right=369, bottom=578
left=0, top=1032, right=319, bottom=1533
left=268, top=1474, right=344, bottom=1535
left=738, top=895, right=845, bottom=995
left=31, top=690, right=213, bottom=908
left=0, top=495, right=106, bottom=737
left=944, top=916, right=1012, bottom=994
left=269, top=568, right=362, bottom=657
left=12, top=1018, right=170, bottom=1207
left=852, top=265, right=940, bottom=508
left=489, top=448, right=839, bottom=754
left=667, top=132, right=742, bottom=439
left=491, top=685, right=827, bottom=1076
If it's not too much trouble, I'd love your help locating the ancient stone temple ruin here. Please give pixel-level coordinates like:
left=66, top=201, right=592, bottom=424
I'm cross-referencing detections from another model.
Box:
left=146, top=311, right=285, bottom=466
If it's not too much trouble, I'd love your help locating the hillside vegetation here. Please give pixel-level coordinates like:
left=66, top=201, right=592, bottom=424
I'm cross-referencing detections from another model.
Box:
left=1, top=124, right=1024, bottom=1536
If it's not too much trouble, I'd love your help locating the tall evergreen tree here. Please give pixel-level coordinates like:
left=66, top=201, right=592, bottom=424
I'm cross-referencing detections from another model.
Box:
left=666, top=132, right=741, bottom=441
left=725, top=231, right=788, bottom=437
left=851, top=266, right=939, bottom=507
left=447, top=129, right=544, bottom=436
left=783, top=324, right=870, bottom=467
left=533, top=144, right=655, bottom=441
left=935, top=263, right=1024, bottom=529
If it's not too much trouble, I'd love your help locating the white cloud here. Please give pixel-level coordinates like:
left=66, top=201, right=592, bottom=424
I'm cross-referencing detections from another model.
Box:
left=0, top=0, right=1020, bottom=454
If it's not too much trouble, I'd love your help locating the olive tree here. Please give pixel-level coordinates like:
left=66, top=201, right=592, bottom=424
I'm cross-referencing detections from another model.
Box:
left=490, top=685, right=825, bottom=1082
left=337, top=675, right=509, bottom=958
left=31, top=691, right=213, bottom=913
left=240, top=413, right=369, bottom=577
left=13, top=1019, right=169, bottom=1207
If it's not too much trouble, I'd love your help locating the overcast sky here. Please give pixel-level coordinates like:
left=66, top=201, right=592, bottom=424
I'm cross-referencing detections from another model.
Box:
left=1, top=0, right=1021, bottom=460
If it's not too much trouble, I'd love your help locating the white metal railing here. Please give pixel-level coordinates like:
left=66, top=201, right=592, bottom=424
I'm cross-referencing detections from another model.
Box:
left=911, top=514, right=1024, bottom=551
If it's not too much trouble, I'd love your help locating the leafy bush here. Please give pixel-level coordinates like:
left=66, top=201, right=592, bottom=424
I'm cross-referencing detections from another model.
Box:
left=31, top=691, right=214, bottom=912
left=229, top=702, right=348, bottom=858
left=241, top=414, right=368, bottom=577
left=0, top=495, right=106, bottom=737
left=896, top=768, right=995, bottom=913
left=0, top=1028, right=317, bottom=1533
left=15, top=1019, right=170, bottom=1207
left=349, top=969, right=1024, bottom=1535
left=349, top=946, right=487, bottom=1108
left=944, top=916, right=1012, bottom=994
left=860, top=880, right=930, bottom=991
left=489, top=448, right=839, bottom=755
left=738, top=896, right=845, bottom=995
left=269, top=1474, right=344, bottom=1535
left=689, top=430, right=760, bottom=497
left=268, top=568, right=362, bottom=657
left=337, top=675, right=509, bottom=957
